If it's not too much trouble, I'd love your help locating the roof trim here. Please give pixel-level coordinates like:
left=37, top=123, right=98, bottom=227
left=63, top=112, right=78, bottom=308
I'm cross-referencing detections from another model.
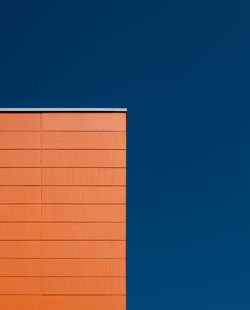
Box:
left=0, top=108, right=127, bottom=112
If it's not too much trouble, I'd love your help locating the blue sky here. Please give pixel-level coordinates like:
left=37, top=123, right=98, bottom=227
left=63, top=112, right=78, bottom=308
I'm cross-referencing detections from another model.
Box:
left=1, top=0, right=250, bottom=308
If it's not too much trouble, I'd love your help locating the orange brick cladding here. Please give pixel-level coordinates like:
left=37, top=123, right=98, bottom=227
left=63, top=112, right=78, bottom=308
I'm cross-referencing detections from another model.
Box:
left=0, top=112, right=126, bottom=310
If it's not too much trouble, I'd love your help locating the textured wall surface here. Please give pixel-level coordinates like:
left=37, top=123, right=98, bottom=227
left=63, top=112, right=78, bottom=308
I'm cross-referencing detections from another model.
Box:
left=0, top=112, right=126, bottom=310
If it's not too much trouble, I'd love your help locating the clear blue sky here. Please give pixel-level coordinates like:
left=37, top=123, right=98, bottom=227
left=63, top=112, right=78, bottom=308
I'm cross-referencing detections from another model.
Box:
left=1, top=1, right=250, bottom=309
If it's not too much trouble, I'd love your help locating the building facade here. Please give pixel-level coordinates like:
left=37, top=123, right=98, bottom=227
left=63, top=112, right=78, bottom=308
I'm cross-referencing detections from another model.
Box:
left=0, top=109, right=126, bottom=310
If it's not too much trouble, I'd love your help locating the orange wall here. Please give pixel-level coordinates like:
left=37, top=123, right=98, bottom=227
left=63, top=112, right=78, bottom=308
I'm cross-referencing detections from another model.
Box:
left=0, top=112, right=126, bottom=310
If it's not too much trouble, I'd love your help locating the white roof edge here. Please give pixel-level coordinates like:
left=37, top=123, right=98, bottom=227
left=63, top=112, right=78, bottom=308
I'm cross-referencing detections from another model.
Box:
left=0, top=108, right=127, bottom=112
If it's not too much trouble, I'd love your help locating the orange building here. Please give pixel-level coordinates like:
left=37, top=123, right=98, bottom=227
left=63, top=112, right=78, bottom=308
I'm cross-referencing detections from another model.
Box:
left=0, top=108, right=126, bottom=310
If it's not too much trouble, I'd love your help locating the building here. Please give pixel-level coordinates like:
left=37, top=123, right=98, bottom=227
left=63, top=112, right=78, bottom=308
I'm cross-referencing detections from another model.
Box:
left=0, top=108, right=126, bottom=310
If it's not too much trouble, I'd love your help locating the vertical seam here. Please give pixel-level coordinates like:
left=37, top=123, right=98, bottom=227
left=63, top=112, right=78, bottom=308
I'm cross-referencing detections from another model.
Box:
left=40, top=113, right=42, bottom=309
